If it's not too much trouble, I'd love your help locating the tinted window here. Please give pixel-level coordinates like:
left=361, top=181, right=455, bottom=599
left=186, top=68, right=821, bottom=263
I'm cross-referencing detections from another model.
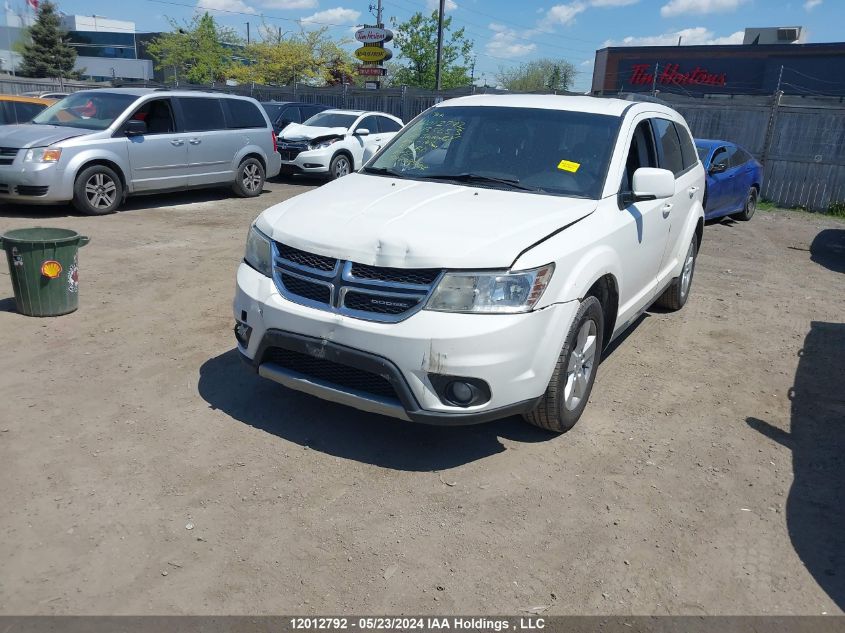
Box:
left=223, top=99, right=266, bottom=129
left=652, top=118, right=684, bottom=176
left=178, top=97, right=226, bottom=132
left=368, top=105, right=621, bottom=200
left=260, top=103, right=286, bottom=120
left=622, top=120, right=659, bottom=192
left=279, top=106, right=301, bottom=126
left=696, top=145, right=710, bottom=162
left=712, top=146, right=736, bottom=169
left=303, top=112, right=357, bottom=128
left=0, top=102, right=12, bottom=124
left=303, top=105, right=326, bottom=119
left=13, top=101, right=46, bottom=122
left=675, top=123, right=698, bottom=170
left=730, top=147, right=752, bottom=167
left=378, top=116, right=401, bottom=132
left=31, top=91, right=136, bottom=130
left=356, top=115, right=380, bottom=133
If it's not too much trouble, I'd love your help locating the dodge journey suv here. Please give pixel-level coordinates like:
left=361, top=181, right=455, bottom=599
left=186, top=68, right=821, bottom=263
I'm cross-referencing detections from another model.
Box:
left=234, top=94, right=705, bottom=432
left=0, top=88, right=281, bottom=214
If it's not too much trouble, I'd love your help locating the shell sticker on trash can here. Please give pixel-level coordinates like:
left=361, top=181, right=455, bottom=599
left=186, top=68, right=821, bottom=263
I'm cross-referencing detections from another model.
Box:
left=68, top=254, right=79, bottom=293
left=40, top=260, right=62, bottom=279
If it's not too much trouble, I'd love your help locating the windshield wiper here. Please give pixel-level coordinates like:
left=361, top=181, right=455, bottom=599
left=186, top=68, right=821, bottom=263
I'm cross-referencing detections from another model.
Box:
left=362, top=166, right=406, bottom=177
left=415, top=172, right=542, bottom=192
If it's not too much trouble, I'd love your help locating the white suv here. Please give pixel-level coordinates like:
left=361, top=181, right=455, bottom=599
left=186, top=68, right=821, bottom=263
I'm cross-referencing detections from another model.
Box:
left=234, top=95, right=705, bottom=432
left=277, top=109, right=403, bottom=180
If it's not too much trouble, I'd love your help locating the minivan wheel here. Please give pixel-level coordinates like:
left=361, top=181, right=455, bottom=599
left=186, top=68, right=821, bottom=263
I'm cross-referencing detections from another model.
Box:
left=72, top=165, right=123, bottom=215
left=654, top=234, right=698, bottom=311
left=523, top=296, right=604, bottom=433
left=329, top=154, right=351, bottom=180
left=731, top=186, right=757, bottom=221
left=233, top=158, right=265, bottom=197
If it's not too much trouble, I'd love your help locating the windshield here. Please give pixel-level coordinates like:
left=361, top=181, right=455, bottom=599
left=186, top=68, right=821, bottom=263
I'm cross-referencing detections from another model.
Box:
left=31, top=92, right=137, bottom=130
left=365, top=105, right=620, bottom=199
left=302, top=112, right=357, bottom=129
left=696, top=146, right=710, bottom=163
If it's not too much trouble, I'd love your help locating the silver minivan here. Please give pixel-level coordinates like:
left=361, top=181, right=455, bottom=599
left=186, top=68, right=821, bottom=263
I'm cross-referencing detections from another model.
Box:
left=0, top=88, right=282, bottom=215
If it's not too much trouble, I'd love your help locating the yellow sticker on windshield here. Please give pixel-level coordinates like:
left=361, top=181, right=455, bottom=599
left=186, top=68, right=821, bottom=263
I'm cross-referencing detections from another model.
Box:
left=557, top=159, right=581, bottom=173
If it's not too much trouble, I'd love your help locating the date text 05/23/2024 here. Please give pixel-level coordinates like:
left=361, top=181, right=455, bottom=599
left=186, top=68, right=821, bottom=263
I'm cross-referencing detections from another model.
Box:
left=289, top=617, right=547, bottom=631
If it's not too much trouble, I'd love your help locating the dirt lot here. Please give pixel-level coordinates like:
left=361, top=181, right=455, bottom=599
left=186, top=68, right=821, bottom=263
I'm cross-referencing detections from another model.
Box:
left=0, top=179, right=843, bottom=615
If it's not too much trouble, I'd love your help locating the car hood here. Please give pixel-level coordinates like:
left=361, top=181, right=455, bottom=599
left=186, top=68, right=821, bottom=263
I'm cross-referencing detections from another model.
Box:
left=280, top=123, right=347, bottom=142
left=255, top=173, right=596, bottom=269
left=0, top=124, right=90, bottom=148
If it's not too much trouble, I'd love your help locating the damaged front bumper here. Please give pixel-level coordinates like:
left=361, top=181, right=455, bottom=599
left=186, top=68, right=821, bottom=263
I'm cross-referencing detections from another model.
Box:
left=233, top=263, right=578, bottom=425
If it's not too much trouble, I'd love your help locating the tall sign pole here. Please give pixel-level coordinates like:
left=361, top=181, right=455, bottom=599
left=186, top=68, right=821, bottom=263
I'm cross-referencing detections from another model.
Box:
left=434, top=0, right=444, bottom=91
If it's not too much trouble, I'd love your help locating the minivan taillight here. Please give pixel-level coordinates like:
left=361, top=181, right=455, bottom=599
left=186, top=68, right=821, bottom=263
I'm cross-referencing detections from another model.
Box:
left=272, top=132, right=277, bottom=153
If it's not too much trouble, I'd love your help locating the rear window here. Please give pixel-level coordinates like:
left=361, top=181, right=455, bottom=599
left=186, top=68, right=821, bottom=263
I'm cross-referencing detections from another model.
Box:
left=178, top=97, right=226, bottom=132
left=652, top=118, right=684, bottom=177
left=223, top=98, right=266, bottom=129
left=730, top=147, right=753, bottom=167
left=378, top=116, right=402, bottom=132
left=675, top=123, right=698, bottom=170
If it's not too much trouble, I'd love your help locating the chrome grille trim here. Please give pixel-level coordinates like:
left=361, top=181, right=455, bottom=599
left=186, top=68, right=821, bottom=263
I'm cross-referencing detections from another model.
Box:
left=271, top=241, right=443, bottom=323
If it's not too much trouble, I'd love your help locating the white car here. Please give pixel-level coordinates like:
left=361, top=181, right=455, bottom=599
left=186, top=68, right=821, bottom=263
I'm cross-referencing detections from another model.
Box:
left=235, top=94, right=705, bottom=432
left=277, top=109, right=403, bottom=180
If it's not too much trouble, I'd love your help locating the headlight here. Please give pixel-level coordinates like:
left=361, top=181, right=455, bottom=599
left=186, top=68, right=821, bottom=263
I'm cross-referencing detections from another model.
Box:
left=24, top=148, right=62, bottom=163
left=308, top=138, right=340, bottom=150
left=244, top=225, right=273, bottom=277
left=426, top=265, right=554, bottom=314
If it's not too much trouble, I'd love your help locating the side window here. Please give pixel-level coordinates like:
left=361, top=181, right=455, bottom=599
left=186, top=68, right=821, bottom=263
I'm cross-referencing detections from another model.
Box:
left=712, top=146, right=736, bottom=169
left=177, top=97, right=226, bottom=132
left=222, top=99, right=267, bottom=129
left=356, top=115, right=379, bottom=134
left=730, top=148, right=751, bottom=168
left=674, top=122, right=698, bottom=170
left=280, top=106, right=301, bottom=127
left=378, top=116, right=401, bottom=132
left=14, top=101, right=46, bottom=122
left=0, top=101, right=15, bottom=124
left=128, top=98, right=175, bottom=134
left=621, top=120, right=658, bottom=192
left=652, top=118, right=684, bottom=177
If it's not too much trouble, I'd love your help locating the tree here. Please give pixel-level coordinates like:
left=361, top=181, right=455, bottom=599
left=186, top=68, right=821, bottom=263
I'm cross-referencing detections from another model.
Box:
left=18, top=1, right=78, bottom=79
left=496, top=58, right=577, bottom=93
left=147, top=13, right=240, bottom=85
left=390, top=11, right=473, bottom=90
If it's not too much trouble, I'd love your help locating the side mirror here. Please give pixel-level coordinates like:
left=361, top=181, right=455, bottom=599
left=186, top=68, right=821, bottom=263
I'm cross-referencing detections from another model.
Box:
left=354, top=128, right=370, bottom=136
left=709, top=162, right=727, bottom=175
left=631, top=167, right=675, bottom=201
left=125, top=119, right=147, bottom=137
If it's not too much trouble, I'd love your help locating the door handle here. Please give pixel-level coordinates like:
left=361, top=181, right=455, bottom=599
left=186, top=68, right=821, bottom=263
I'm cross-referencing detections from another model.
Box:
left=189, top=138, right=201, bottom=145
left=662, top=203, right=673, bottom=218
left=170, top=139, right=184, bottom=146
left=688, top=186, right=699, bottom=194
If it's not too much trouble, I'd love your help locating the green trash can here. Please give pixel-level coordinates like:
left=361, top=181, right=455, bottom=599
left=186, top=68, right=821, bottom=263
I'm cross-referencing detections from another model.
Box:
left=0, top=227, right=90, bottom=317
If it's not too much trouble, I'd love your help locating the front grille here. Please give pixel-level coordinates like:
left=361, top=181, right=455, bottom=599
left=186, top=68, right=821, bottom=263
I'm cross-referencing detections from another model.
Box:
left=349, top=262, right=440, bottom=286
left=272, top=241, right=441, bottom=323
left=280, top=273, right=331, bottom=303
left=0, top=147, right=18, bottom=166
left=263, top=346, right=398, bottom=400
left=279, top=149, right=302, bottom=161
left=16, top=185, right=48, bottom=196
left=278, top=242, right=337, bottom=272
left=343, top=291, right=422, bottom=315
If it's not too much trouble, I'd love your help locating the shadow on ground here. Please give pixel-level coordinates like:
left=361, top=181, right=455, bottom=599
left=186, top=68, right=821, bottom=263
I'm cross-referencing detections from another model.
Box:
left=747, top=321, right=845, bottom=610
left=198, top=349, right=556, bottom=471
left=810, top=229, right=845, bottom=274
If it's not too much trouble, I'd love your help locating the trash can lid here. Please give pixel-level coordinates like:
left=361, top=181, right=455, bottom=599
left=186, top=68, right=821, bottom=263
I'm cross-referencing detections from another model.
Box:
left=1, top=227, right=82, bottom=244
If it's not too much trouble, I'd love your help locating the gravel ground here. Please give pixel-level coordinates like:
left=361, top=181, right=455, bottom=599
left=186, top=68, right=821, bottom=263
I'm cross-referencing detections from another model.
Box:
left=0, top=179, right=843, bottom=615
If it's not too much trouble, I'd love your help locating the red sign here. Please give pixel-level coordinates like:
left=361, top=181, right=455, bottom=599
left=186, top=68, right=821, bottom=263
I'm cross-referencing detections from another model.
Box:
left=630, top=63, right=727, bottom=88
left=356, top=66, right=386, bottom=76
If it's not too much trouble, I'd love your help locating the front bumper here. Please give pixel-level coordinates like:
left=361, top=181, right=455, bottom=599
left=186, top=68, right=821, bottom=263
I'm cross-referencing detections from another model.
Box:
left=278, top=147, right=332, bottom=174
left=0, top=162, right=72, bottom=204
left=234, top=263, right=578, bottom=424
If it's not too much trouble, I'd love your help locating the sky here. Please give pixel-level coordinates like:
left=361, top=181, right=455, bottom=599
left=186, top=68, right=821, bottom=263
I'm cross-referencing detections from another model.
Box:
left=21, top=0, right=844, bottom=91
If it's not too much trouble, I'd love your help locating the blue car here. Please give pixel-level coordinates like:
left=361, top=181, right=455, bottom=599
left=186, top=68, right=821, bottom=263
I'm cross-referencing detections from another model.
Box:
left=695, top=139, right=763, bottom=221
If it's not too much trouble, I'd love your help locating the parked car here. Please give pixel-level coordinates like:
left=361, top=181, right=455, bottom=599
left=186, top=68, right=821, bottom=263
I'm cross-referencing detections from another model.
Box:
left=277, top=109, right=403, bottom=180
left=0, top=88, right=281, bottom=215
left=0, top=95, right=55, bottom=125
left=234, top=94, right=705, bottom=432
left=695, top=139, right=763, bottom=221
left=22, top=91, right=70, bottom=100
left=259, top=101, right=329, bottom=136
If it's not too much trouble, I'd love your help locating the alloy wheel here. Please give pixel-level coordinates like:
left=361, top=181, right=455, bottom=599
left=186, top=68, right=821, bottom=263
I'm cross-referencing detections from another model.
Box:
left=680, top=240, right=696, bottom=299
left=243, top=163, right=262, bottom=192
left=85, top=173, right=117, bottom=210
left=564, top=320, right=598, bottom=411
left=334, top=157, right=350, bottom=178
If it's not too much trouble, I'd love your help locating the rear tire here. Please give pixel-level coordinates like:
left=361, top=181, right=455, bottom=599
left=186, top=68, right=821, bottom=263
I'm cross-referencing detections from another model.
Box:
left=654, top=234, right=698, bottom=311
left=329, top=154, right=352, bottom=180
left=232, top=158, right=265, bottom=198
left=523, top=296, right=604, bottom=433
left=731, top=186, right=757, bottom=221
left=72, top=165, right=123, bottom=215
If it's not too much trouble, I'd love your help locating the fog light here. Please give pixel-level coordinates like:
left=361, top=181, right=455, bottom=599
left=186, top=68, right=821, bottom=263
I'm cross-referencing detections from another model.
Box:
left=446, top=381, right=474, bottom=405
left=234, top=321, right=252, bottom=348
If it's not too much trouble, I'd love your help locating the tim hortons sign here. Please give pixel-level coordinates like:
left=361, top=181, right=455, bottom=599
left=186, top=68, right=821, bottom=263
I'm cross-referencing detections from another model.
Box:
left=629, top=63, right=727, bottom=87
left=355, top=27, right=393, bottom=43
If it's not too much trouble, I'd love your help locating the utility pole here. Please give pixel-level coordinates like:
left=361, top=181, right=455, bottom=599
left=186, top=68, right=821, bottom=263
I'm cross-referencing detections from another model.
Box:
left=762, top=65, right=785, bottom=167
left=245, top=22, right=250, bottom=45
left=377, top=0, right=383, bottom=27
left=435, top=0, right=445, bottom=91
left=278, top=26, right=282, bottom=42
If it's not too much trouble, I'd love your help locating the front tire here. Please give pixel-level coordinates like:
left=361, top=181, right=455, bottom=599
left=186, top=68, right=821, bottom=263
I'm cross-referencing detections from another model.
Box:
left=72, top=165, right=123, bottom=215
left=654, top=234, right=698, bottom=311
left=523, top=296, right=604, bottom=433
left=232, top=158, right=265, bottom=198
left=329, top=154, right=352, bottom=180
left=731, top=186, right=757, bottom=221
